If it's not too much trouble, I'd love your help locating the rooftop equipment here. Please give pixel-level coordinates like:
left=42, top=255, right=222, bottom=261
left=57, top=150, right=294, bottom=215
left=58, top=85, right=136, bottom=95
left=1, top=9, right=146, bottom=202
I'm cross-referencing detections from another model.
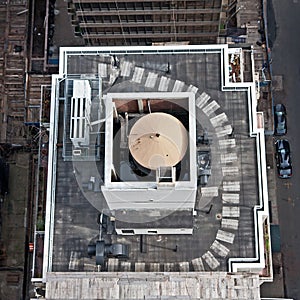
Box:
left=70, top=80, right=91, bottom=148
left=128, top=112, right=188, bottom=170
left=88, top=213, right=129, bottom=266
left=87, top=241, right=129, bottom=266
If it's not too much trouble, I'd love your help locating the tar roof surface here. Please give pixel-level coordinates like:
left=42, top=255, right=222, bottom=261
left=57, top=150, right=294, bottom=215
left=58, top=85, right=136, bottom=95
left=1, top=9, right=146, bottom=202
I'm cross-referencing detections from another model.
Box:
left=51, top=48, right=259, bottom=272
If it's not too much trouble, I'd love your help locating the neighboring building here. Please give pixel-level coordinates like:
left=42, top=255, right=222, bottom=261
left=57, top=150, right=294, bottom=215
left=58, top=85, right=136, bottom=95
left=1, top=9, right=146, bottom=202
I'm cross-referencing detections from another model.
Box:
left=30, top=44, right=275, bottom=298
left=66, top=0, right=234, bottom=45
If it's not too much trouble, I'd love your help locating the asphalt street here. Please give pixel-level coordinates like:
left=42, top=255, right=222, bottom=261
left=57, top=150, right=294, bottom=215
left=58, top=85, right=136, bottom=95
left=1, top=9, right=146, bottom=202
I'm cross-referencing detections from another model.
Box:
left=268, top=0, right=300, bottom=299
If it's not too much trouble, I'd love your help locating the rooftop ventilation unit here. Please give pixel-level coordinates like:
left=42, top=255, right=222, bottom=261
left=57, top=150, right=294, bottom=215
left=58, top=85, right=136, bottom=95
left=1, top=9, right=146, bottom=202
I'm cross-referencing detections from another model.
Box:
left=88, top=241, right=129, bottom=266
left=88, top=213, right=129, bottom=266
left=70, top=80, right=91, bottom=148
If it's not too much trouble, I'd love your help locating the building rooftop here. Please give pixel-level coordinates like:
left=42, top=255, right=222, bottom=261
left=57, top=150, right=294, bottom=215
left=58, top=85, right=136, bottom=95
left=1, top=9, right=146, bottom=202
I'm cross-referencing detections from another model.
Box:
left=45, top=272, right=261, bottom=300
left=43, top=45, right=271, bottom=283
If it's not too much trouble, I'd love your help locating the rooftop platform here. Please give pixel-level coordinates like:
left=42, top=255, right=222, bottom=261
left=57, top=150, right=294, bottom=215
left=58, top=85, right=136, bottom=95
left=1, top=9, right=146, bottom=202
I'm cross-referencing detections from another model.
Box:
left=46, top=272, right=261, bottom=300
left=44, top=45, right=270, bottom=277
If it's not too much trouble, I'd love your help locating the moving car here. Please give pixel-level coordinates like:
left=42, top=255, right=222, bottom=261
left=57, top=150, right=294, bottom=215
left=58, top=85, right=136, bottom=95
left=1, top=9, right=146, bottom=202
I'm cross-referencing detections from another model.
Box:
left=275, top=139, right=292, bottom=178
left=274, top=104, right=287, bottom=135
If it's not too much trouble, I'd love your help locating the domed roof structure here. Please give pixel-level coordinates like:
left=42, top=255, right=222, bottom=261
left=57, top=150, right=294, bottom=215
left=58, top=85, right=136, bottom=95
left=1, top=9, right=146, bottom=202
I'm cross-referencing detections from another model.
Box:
left=128, top=112, right=188, bottom=170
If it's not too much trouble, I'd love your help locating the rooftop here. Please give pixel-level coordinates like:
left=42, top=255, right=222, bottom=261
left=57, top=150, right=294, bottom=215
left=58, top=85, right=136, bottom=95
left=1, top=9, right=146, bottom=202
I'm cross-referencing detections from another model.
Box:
left=45, top=271, right=261, bottom=300
left=43, top=45, right=270, bottom=280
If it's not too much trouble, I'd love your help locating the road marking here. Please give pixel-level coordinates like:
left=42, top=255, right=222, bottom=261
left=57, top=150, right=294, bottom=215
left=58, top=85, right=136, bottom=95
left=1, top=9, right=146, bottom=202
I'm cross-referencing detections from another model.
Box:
left=288, top=197, right=295, bottom=206
left=216, top=229, right=235, bottom=244
left=223, top=181, right=240, bottom=192
left=132, top=67, right=144, bottom=83
left=221, top=218, right=239, bottom=230
left=201, top=186, right=219, bottom=197
left=283, top=182, right=292, bottom=189
left=222, top=166, right=239, bottom=176
left=186, top=84, right=198, bottom=94
left=222, top=206, right=240, bottom=218
left=202, top=251, right=220, bottom=269
left=120, top=61, right=132, bottom=77
left=282, top=197, right=294, bottom=206
left=195, top=92, right=210, bottom=108
left=220, top=152, right=238, bottom=164
left=191, top=257, right=205, bottom=271
left=211, top=240, right=230, bottom=257
left=219, top=139, right=236, bottom=149
left=210, top=112, right=228, bottom=127
left=158, top=76, right=170, bottom=91
left=172, top=80, right=185, bottom=92
left=222, top=193, right=240, bottom=204
left=145, top=72, right=158, bottom=88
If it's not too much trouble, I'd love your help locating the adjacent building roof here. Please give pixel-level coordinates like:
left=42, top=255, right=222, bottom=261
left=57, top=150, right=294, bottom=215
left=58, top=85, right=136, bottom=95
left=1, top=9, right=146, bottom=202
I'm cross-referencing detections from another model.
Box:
left=46, top=272, right=261, bottom=300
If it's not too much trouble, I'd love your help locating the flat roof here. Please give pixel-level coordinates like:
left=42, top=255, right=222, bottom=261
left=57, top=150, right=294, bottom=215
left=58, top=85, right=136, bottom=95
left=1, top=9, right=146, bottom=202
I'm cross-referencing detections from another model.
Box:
left=44, top=45, right=270, bottom=277
left=46, top=272, right=261, bottom=300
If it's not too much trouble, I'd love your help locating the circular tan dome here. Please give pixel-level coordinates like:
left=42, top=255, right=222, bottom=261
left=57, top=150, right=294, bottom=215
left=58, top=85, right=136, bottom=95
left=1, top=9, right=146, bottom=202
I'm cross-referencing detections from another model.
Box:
left=128, top=112, right=188, bottom=170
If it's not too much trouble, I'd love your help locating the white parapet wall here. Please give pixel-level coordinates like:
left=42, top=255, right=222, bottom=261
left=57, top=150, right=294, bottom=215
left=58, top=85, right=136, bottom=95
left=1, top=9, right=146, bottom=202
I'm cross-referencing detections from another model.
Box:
left=221, top=46, right=272, bottom=279
left=42, top=75, right=62, bottom=281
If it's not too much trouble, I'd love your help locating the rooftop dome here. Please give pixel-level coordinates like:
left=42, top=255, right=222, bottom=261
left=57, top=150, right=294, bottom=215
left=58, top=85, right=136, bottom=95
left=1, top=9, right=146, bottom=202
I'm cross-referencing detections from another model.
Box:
left=128, top=112, right=188, bottom=170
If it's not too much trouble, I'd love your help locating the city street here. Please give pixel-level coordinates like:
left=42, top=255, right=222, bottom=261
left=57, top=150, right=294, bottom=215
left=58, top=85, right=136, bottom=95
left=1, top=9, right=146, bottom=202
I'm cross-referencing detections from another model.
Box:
left=268, top=0, right=300, bottom=299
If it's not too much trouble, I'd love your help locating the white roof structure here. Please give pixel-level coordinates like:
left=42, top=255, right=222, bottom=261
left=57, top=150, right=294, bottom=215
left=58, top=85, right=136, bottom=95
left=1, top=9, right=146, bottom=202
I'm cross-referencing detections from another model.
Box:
left=101, top=91, right=197, bottom=232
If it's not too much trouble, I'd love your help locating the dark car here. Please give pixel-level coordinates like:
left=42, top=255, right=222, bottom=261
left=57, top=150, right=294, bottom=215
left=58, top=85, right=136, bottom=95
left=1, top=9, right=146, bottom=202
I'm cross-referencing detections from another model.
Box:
left=275, top=139, right=292, bottom=178
left=274, top=104, right=287, bottom=135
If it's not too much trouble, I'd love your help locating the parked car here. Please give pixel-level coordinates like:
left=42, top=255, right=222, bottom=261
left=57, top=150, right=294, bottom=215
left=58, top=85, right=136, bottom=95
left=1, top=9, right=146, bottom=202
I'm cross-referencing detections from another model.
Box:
left=275, top=139, right=292, bottom=178
left=274, top=104, right=287, bottom=135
